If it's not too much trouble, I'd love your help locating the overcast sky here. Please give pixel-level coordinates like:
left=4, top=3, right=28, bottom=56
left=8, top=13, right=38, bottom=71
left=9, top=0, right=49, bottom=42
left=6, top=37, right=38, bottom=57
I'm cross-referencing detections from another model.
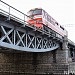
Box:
left=1, top=0, right=75, bottom=42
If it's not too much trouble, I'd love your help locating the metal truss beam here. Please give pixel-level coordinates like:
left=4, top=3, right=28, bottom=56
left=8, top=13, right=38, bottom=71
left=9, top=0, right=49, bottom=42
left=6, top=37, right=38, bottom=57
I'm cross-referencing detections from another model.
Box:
left=0, top=24, right=59, bottom=52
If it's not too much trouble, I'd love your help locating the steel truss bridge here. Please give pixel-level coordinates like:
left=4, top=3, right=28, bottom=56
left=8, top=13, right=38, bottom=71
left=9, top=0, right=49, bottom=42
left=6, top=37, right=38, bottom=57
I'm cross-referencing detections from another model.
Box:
left=0, top=0, right=75, bottom=52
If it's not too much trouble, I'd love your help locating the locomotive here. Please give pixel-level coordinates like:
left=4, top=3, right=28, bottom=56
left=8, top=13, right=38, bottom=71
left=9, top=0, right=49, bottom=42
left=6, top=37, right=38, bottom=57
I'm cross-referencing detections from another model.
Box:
left=27, top=8, right=68, bottom=38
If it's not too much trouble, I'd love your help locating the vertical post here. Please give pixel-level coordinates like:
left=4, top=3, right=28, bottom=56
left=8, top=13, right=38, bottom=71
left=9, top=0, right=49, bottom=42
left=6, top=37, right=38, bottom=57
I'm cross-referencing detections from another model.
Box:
left=26, top=33, right=27, bottom=47
left=8, top=6, right=10, bottom=21
left=14, top=30, right=16, bottom=45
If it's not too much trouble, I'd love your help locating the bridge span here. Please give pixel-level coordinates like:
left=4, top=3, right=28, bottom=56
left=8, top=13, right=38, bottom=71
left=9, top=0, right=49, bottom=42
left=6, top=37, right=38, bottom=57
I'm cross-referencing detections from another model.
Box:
left=0, top=0, right=63, bottom=52
left=0, top=0, right=75, bottom=75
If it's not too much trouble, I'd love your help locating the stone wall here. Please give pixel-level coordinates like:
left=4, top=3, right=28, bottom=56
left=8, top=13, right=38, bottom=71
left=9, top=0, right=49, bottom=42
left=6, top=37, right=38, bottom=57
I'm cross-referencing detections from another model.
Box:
left=0, top=47, right=69, bottom=75
left=33, top=49, right=68, bottom=74
left=0, top=51, right=34, bottom=75
left=56, top=48, right=68, bottom=63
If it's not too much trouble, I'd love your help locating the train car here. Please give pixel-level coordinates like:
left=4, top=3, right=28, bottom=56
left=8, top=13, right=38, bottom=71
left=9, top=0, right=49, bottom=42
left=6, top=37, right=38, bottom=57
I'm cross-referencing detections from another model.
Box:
left=27, top=8, right=68, bottom=37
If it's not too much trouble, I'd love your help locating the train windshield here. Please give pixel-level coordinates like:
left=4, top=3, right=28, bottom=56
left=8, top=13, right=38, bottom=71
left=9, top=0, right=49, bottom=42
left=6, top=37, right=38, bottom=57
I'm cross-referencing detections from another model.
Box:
left=28, top=9, right=42, bottom=16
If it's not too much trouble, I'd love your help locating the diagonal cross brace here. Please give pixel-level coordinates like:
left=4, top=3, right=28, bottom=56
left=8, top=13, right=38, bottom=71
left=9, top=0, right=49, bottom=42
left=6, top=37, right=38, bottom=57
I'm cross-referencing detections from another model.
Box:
left=1, top=26, right=13, bottom=44
left=43, top=40, right=48, bottom=48
left=16, top=31, right=25, bottom=47
left=48, top=41, right=53, bottom=48
left=28, top=35, right=35, bottom=48
left=37, top=38, right=42, bottom=48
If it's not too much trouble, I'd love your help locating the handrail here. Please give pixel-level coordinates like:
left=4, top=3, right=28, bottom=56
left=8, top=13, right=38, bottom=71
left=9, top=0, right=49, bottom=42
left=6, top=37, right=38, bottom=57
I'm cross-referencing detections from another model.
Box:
left=0, top=0, right=28, bottom=17
left=0, top=0, right=36, bottom=23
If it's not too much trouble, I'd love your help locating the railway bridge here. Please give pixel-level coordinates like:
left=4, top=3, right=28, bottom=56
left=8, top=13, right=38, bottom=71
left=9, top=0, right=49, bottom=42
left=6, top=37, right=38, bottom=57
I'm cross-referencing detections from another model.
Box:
left=0, top=0, right=75, bottom=75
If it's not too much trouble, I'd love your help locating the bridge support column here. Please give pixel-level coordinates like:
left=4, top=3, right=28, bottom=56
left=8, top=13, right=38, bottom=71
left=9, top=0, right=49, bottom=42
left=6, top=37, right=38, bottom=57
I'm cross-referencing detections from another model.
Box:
left=62, top=36, right=68, bottom=63
left=56, top=36, right=69, bottom=63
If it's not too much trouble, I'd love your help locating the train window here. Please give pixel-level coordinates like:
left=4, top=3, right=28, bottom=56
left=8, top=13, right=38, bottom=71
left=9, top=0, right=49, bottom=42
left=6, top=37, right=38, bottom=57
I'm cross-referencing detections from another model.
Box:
left=55, top=22, right=58, bottom=25
left=60, top=26, right=64, bottom=30
left=33, top=9, right=42, bottom=15
left=28, top=9, right=42, bottom=16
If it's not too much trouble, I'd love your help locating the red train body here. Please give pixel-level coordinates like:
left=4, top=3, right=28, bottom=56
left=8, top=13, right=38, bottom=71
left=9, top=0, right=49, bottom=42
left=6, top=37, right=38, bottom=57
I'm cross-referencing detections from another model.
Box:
left=27, top=8, right=68, bottom=37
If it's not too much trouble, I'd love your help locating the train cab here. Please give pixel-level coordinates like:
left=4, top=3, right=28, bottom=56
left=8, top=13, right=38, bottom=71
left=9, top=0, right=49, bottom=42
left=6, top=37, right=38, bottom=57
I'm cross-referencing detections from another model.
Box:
left=27, top=8, right=43, bottom=29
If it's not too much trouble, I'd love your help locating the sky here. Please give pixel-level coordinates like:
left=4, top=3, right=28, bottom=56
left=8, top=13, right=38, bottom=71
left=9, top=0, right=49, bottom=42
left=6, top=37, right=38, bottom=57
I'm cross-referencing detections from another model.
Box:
left=1, top=0, right=75, bottom=42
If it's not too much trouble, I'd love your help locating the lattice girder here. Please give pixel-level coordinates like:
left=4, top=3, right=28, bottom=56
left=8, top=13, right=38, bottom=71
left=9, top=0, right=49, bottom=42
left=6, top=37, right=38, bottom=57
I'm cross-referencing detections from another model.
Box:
left=0, top=23, right=59, bottom=52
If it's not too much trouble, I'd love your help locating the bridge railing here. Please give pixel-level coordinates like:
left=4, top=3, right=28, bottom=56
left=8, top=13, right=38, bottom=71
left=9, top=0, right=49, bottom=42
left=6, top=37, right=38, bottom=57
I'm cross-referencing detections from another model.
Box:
left=0, top=0, right=36, bottom=27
